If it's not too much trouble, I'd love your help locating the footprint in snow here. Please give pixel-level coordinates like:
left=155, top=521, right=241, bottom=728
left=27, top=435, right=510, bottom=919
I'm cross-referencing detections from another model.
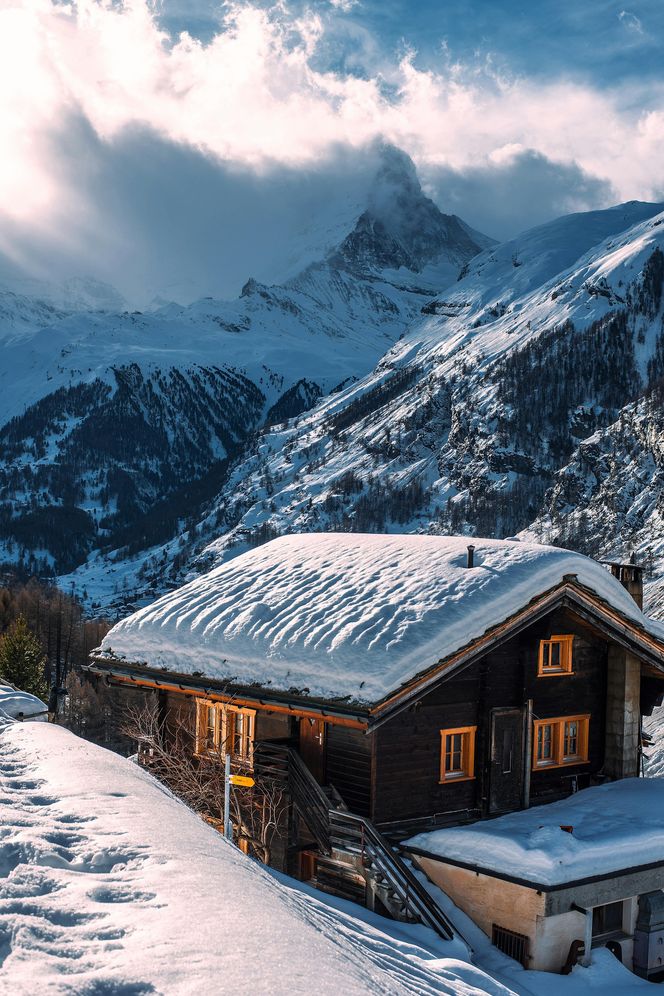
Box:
left=0, top=899, right=101, bottom=926
left=24, top=794, right=58, bottom=808
left=69, top=978, right=156, bottom=995
left=4, top=779, right=42, bottom=791
left=88, top=886, right=157, bottom=904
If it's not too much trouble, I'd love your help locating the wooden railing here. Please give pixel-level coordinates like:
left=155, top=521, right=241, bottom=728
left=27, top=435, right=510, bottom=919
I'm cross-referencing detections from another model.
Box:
left=255, top=741, right=332, bottom=854
left=255, top=741, right=460, bottom=944
left=328, top=809, right=457, bottom=942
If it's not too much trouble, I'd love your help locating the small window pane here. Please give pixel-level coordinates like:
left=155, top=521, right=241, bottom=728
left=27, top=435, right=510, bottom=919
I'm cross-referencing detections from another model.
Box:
left=537, top=724, right=553, bottom=761
left=445, top=733, right=463, bottom=773
left=592, top=901, right=623, bottom=937
left=564, top=721, right=578, bottom=758
left=206, top=707, right=216, bottom=750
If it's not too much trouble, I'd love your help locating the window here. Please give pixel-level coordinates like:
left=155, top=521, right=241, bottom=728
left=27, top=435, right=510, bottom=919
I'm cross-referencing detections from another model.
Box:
left=440, top=726, right=476, bottom=783
left=592, top=901, right=625, bottom=939
left=196, top=701, right=222, bottom=756
left=228, top=708, right=254, bottom=764
left=538, top=635, right=574, bottom=676
left=532, top=714, right=589, bottom=769
left=195, top=700, right=255, bottom=765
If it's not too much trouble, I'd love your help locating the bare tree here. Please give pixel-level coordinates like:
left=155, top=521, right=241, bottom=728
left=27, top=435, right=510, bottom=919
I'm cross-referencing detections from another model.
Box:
left=122, top=701, right=288, bottom=865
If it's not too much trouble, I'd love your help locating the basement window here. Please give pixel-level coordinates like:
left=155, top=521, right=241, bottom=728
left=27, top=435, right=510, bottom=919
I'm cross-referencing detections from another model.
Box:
left=538, top=635, right=574, bottom=676
left=533, top=715, right=590, bottom=769
left=592, top=900, right=626, bottom=940
left=440, top=726, right=476, bottom=783
left=195, top=700, right=256, bottom=765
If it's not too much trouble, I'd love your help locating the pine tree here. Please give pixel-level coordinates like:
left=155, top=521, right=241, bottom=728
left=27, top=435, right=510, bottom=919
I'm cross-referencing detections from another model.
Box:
left=0, top=616, right=48, bottom=700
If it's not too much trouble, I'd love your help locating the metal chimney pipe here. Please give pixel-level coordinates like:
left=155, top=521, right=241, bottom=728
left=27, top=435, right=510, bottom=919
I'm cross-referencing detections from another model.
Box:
left=467, top=544, right=475, bottom=569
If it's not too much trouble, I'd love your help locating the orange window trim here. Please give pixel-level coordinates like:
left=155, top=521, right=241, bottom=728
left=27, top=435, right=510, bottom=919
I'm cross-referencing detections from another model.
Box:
left=532, top=714, right=590, bottom=771
left=440, top=725, right=477, bottom=784
left=538, top=635, right=574, bottom=676
left=195, top=699, right=256, bottom=764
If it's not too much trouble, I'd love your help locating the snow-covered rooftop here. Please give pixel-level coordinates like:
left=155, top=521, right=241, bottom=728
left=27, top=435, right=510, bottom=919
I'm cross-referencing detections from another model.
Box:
left=407, top=779, right=664, bottom=888
left=0, top=684, right=47, bottom=721
left=97, top=534, right=659, bottom=705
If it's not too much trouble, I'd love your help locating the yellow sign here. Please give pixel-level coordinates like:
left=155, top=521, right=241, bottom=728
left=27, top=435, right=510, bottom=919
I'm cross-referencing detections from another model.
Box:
left=229, top=774, right=255, bottom=787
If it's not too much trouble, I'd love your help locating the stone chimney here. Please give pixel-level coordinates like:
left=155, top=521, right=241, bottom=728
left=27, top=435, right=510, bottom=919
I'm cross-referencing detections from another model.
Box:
left=605, top=558, right=644, bottom=610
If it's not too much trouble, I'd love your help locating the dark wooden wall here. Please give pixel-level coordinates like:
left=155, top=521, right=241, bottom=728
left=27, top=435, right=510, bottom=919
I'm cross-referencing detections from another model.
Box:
left=371, top=608, right=609, bottom=831
left=256, top=711, right=293, bottom=742
left=163, top=690, right=196, bottom=751
left=325, top=724, right=372, bottom=817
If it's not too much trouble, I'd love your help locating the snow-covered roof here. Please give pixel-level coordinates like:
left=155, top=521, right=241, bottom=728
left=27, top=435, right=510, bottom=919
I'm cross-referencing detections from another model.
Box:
left=97, top=534, right=661, bottom=705
left=407, top=779, right=664, bottom=888
left=0, top=684, right=47, bottom=721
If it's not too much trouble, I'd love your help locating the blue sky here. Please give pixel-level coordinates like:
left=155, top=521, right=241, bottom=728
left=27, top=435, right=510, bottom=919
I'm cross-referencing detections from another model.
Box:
left=158, top=0, right=664, bottom=90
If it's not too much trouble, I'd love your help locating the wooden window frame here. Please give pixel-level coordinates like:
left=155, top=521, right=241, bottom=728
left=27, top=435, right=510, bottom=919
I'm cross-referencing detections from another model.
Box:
left=440, top=725, right=477, bottom=784
left=226, top=706, right=255, bottom=766
left=538, top=635, right=574, bottom=676
left=532, top=714, right=590, bottom=770
left=195, top=700, right=256, bottom=766
left=195, top=699, right=221, bottom=757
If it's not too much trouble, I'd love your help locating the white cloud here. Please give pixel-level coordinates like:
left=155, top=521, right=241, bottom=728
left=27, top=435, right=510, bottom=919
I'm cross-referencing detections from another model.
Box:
left=329, top=0, right=359, bottom=11
left=619, top=9, right=644, bottom=33
left=0, top=1, right=662, bottom=292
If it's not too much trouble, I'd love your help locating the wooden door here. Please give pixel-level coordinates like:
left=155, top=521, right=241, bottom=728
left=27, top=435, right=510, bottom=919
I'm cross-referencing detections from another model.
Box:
left=299, top=718, right=326, bottom=784
left=489, top=708, right=524, bottom=815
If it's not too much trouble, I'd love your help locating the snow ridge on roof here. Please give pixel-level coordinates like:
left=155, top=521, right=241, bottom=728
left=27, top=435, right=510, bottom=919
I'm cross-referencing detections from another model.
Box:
left=99, top=534, right=655, bottom=704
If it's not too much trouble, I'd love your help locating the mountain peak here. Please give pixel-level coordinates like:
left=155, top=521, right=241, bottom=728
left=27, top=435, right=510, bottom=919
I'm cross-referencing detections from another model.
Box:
left=330, top=145, right=490, bottom=274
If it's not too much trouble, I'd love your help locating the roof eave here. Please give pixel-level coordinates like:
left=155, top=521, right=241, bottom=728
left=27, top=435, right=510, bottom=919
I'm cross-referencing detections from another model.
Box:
left=368, top=579, right=664, bottom=727
left=406, top=844, right=664, bottom=894
left=85, top=656, right=371, bottom=726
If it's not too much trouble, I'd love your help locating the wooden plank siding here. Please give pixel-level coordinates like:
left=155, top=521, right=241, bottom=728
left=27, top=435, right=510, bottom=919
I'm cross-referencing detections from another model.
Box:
left=325, top=724, right=372, bottom=817
left=163, top=690, right=196, bottom=751
left=371, top=608, right=609, bottom=831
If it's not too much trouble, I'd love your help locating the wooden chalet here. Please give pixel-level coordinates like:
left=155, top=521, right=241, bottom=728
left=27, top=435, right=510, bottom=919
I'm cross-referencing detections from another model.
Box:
left=86, top=534, right=664, bottom=950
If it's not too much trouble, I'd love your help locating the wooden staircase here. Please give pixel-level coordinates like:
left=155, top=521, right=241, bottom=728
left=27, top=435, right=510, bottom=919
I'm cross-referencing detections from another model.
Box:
left=255, top=741, right=457, bottom=942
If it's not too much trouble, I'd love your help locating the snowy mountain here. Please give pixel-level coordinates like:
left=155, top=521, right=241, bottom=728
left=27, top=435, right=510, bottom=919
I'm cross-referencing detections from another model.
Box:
left=73, top=197, right=664, bottom=613
left=0, top=148, right=489, bottom=580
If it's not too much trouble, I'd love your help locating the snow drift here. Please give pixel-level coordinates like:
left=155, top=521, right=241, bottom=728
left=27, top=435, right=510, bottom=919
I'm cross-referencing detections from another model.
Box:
left=0, top=720, right=508, bottom=995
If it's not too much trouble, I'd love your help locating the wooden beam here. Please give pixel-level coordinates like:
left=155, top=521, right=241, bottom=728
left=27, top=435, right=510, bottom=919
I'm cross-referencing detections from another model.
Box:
left=103, top=672, right=368, bottom=730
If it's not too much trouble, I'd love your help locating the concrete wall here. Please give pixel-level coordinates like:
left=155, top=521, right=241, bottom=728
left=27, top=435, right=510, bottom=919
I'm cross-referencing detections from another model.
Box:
left=604, top=647, right=640, bottom=779
left=534, top=911, right=586, bottom=972
left=412, top=856, right=545, bottom=967
left=412, top=856, right=664, bottom=974
left=544, top=871, right=664, bottom=916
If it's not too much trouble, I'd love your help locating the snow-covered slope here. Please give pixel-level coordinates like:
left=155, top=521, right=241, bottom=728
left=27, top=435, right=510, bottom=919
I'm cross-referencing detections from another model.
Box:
left=98, top=534, right=655, bottom=705
left=0, top=147, right=489, bottom=578
left=521, top=394, right=664, bottom=613
left=86, top=198, right=664, bottom=611
left=0, top=703, right=651, bottom=994
left=0, top=719, right=511, bottom=995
